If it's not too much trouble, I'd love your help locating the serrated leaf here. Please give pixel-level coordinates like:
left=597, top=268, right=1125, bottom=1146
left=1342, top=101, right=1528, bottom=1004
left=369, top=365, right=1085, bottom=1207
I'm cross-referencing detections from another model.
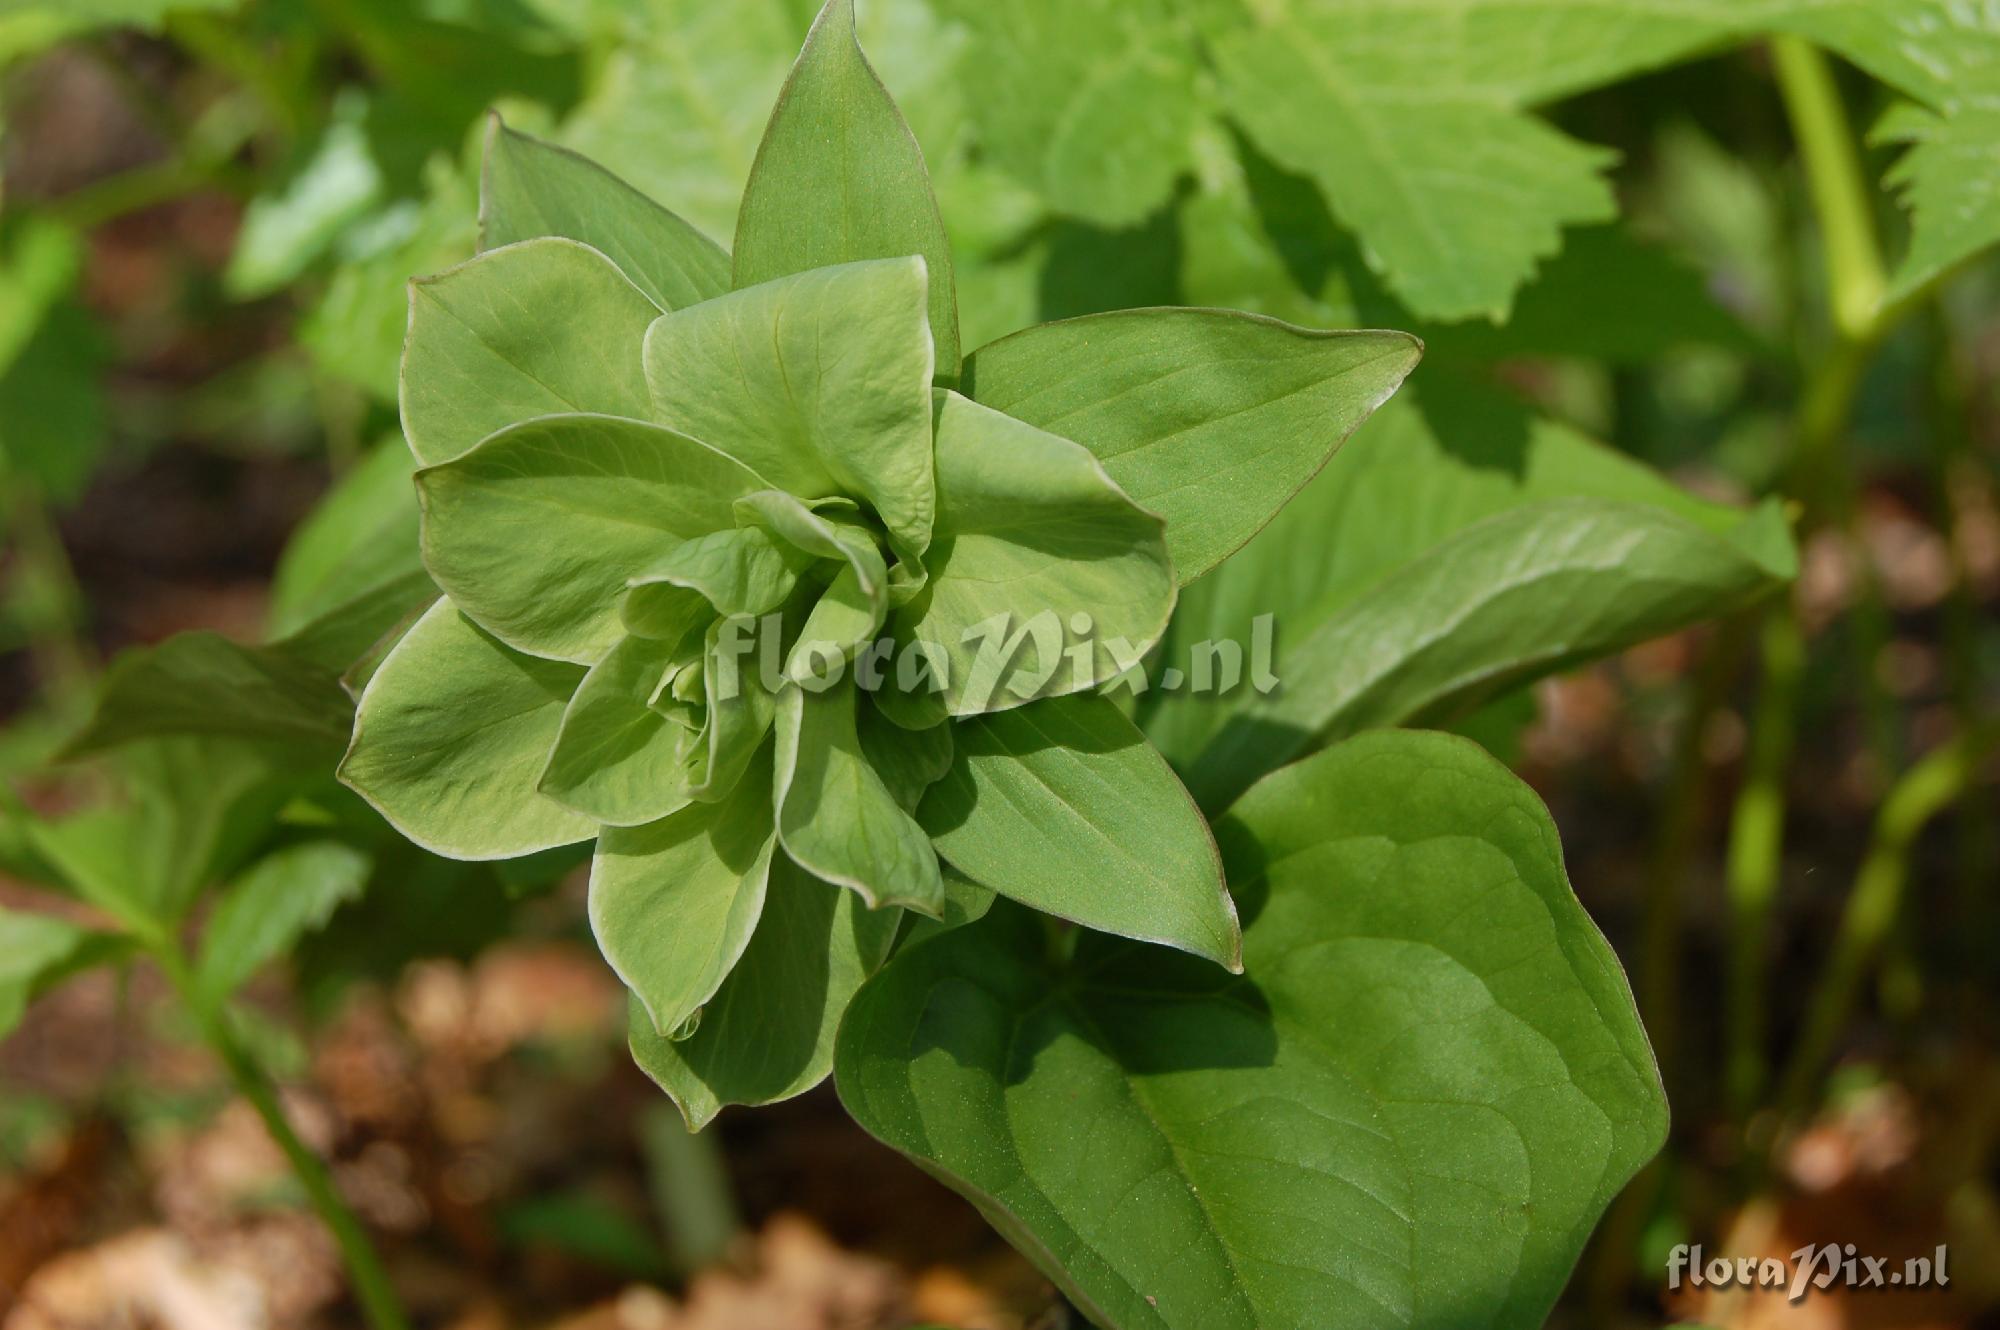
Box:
left=918, top=694, right=1238, bottom=970
left=887, top=391, right=1174, bottom=717
left=480, top=116, right=732, bottom=312
left=195, top=840, right=371, bottom=1007
left=1877, top=100, right=2000, bottom=297
left=934, top=0, right=1205, bottom=228
left=399, top=237, right=659, bottom=466
left=642, top=258, right=936, bottom=569
left=541, top=632, right=703, bottom=826
left=592, top=746, right=776, bottom=1038
left=774, top=679, right=943, bottom=915
left=0, top=907, right=127, bottom=1041
left=964, top=310, right=1421, bottom=582
left=733, top=0, right=960, bottom=374
left=838, top=729, right=1667, bottom=1330
left=416, top=413, right=766, bottom=664
left=630, top=850, right=900, bottom=1128
left=340, top=599, right=595, bottom=860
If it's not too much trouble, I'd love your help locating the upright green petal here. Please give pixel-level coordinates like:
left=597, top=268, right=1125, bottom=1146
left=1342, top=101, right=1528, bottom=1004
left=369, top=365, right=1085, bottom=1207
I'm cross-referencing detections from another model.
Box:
left=889, top=391, right=1174, bottom=716
left=643, top=259, right=936, bottom=567
left=592, top=748, right=777, bottom=1039
left=629, top=851, right=901, bottom=1129
left=774, top=679, right=943, bottom=915
left=625, top=526, right=816, bottom=621
left=734, top=0, right=960, bottom=373
left=340, top=599, right=594, bottom=860
left=480, top=116, right=732, bottom=312
left=399, top=238, right=659, bottom=466
left=417, top=413, right=767, bottom=663
left=540, top=632, right=705, bottom=827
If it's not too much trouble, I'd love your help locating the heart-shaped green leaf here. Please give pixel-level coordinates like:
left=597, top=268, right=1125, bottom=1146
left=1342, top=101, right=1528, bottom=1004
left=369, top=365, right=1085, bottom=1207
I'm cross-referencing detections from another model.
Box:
left=964, top=311, right=1422, bottom=583
left=341, top=600, right=594, bottom=860
left=733, top=0, right=960, bottom=373
left=918, top=694, right=1238, bottom=971
left=592, top=748, right=777, bottom=1039
left=889, top=391, right=1174, bottom=717
left=416, top=413, right=767, bottom=664
left=643, top=258, right=936, bottom=568
left=481, top=115, right=732, bottom=313
left=838, top=729, right=1666, bottom=1329
left=399, top=237, right=660, bottom=466
left=631, top=849, right=900, bottom=1128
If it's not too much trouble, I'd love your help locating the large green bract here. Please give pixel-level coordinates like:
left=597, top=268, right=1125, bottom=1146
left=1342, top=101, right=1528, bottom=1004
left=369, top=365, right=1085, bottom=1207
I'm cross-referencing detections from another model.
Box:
left=338, top=0, right=1423, bottom=1132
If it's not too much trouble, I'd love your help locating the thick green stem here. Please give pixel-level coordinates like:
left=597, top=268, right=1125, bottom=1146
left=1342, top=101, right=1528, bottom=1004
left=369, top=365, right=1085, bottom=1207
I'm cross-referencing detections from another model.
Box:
left=1776, top=721, right=2000, bottom=1114
left=1771, top=36, right=1886, bottom=342
left=157, top=949, right=410, bottom=1330
left=640, top=1104, right=741, bottom=1277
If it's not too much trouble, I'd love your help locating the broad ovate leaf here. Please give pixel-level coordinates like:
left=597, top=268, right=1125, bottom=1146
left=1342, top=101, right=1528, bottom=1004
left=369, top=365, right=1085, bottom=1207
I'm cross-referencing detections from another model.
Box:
left=416, top=413, right=766, bottom=664
left=964, top=310, right=1421, bottom=582
left=480, top=116, right=732, bottom=312
left=774, top=680, right=943, bottom=915
left=732, top=0, right=960, bottom=373
left=592, top=749, right=777, bottom=1039
left=918, top=694, right=1238, bottom=970
left=631, top=850, right=900, bottom=1128
left=643, top=258, right=935, bottom=568
left=889, top=391, right=1174, bottom=717
left=838, top=729, right=1667, bottom=1330
left=340, top=600, right=595, bottom=860
left=399, top=237, right=659, bottom=466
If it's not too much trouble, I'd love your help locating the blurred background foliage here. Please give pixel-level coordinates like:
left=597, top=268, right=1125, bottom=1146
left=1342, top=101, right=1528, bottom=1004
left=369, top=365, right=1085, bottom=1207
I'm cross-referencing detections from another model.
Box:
left=0, top=1, right=1996, bottom=1326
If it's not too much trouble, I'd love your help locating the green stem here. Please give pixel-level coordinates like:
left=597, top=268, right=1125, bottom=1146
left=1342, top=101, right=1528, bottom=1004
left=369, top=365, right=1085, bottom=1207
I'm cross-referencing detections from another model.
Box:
left=1771, top=35, right=1887, bottom=342
left=1775, top=720, right=2000, bottom=1114
left=156, top=949, right=410, bottom=1330
left=640, top=1103, right=740, bottom=1277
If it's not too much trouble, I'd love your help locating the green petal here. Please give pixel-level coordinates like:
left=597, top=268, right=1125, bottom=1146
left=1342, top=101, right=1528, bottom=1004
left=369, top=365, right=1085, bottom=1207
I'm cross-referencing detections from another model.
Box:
left=416, top=413, right=767, bottom=664
left=400, top=237, right=659, bottom=466
left=540, top=632, right=705, bottom=827
left=340, top=599, right=594, bottom=860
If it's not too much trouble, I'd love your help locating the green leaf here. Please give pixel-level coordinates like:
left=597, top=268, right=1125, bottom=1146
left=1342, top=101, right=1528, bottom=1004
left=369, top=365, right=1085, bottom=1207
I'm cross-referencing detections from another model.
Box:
left=480, top=115, right=732, bottom=312
left=31, top=739, right=292, bottom=935
left=195, top=840, right=371, bottom=1007
left=1144, top=382, right=1799, bottom=791
left=540, top=632, right=702, bottom=826
left=774, top=679, right=943, bottom=915
left=733, top=0, right=961, bottom=374
left=1210, top=2, right=1739, bottom=321
left=1877, top=100, right=2000, bottom=298
left=630, top=850, right=899, bottom=1128
left=0, top=907, right=127, bottom=1041
left=1183, top=498, right=1794, bottom=811
left=838, top=729, right=1667, bottom=1330
left=62, top=632, right=355, bottom=759
left=268, top=437, right=425, bottom=640
left=642, top=258, right=935, bottom=567
left=399, top=237, right=659, bottom=466
left=856, top=698, right=952, bottom=812
left=935, top=0, right=1206, bottom=228
left=224, top=94, right=383, bottom=299
left=918, top=694, right=1238, bottom=970
left=963, top=311, right=1421, bottom=583
left=888, top=391, right=1174, bottom=717
left=416, top=413, right=766, bottom=664
left=340, top=599, right=595, bottom=860
left=592, top=748, right=776, bottom=1038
